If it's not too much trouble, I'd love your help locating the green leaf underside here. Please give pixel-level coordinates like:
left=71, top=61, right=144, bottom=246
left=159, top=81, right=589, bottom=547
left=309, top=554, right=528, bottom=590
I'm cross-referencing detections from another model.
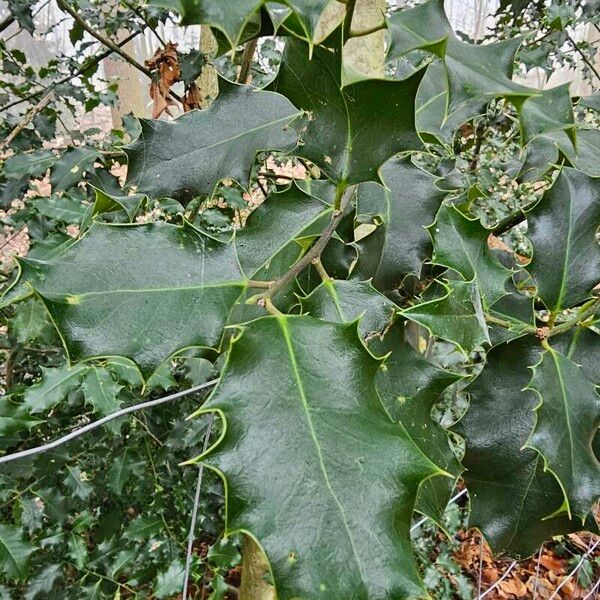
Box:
left=430, top=204, right=512, bottom=307
left=20, top=222, right=247, bottom=375
left=525, top=347, right=600, bottom=521
left=125, top=82, right=301, bottom=199
left=402, top=280, right=490, bottom=354
left=196, top=316, right=443, bottom=599
left=526, top=168, right=600, bottom=311
left=270, top=38, right=425, bottom=184
left=353, top=156, right=446, bottom=289
left=455, top=338, right=593, bottom=557
left=387, top=0, right=533, bottom=121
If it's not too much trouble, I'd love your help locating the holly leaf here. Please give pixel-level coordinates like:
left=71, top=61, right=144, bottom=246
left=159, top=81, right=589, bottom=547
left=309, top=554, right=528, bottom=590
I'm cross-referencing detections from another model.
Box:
left=34, top=195, right=88, bottom=224
left=300, top=279, right=397, bottom=341
left=154, top=560, right=185, bottom=599
left=19, top=222, right=247, bottom=376
left=525, top=347, right=600, bottom=521
left=560, top=128, right=600, bottom=178
left=519, top=83, right=576, bottom=148
left=81, top=367, right=123, bottom=417
left=23, top=564, right=62, bottom=600
left=0, top=397, right=42, bottom=437
left=581, top=91, right=600, bottom=112
left=374, top=322, right=463, bottom=531
left=526, top=168, right=600, bottom=311
left=3, top=150, right=56, bottom=180
left=486, top=283, right=536, bottom=346
left=353, top=156, right=446, bottom=290
left=402, top=280, right=490, bottom=354
left=387, top=0, right=533, bottom=123
left=50, top=147, right=99, bottom=193
left=63, top=466, right=93, bottom=501
left=429, top=204, right=512, bottom=307
left=125, top=81, right=301, bottom=199
left=191, top=316, right=444, bottom=598
left=91, top=186, right=146, bottom=222
left=553, top=328, right=600, bottom=385
left=8, top=298, right=53, bottom=344
left=107, top=450, right=131, bottom=496
left=23, top=364, right=89, bottom=414
left=270, top=38, right=425, bottom=184
left=455, top=338, right=593, bottom=557
left=148, top=0, right=263, bottom=47
left=0, top=523, right=36, bottom=581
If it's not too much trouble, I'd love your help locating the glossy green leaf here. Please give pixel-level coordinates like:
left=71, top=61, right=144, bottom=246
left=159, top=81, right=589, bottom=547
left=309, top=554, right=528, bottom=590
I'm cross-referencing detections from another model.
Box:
left=353, top=156, right=446, bottom=289
left=525, top=347, right=600, bottom=521
left=19, top=222, right=247, bottom=375
left=0, top=523, right=36, bottom=580
left=402, top=280, right=490, bottom=354
left=375, top=322, right=463, bottom=530
left=0, top=398, right=43, bottom=436
left=8, top=298, right=53, bottom=344
left=34, top=196, right=87, bottom=224
left=3, top=150, right=55, bottom=180
left=560, top=128, right=600, bottom=177
left=581, top=91, right=600, bottom=112
left=300, top=279, right=397, bottom=341
left=50, top=147, right=99, bottom=192
left=155, top=560, right=185, bottom=599
left=270, top=38, right=425, bottom=183
left=148, top=0, right=263, bottom=47
left=126, top=81, right=301, bottom=199
left=519, top=83, right=576, bottom=148
left=526, top=168, right=600, bottom=311
left=63, top=466, right=93, bottom=501
left=23, top=364, right=89, bottom=414
left=429, top=204, right=512, bottom=307
left=486, top=284, right=536, bottom=346
left=81, top=367, right=123, bottom=417
left=91, top=186, right=146, bottom=222
left=455, top=338, right=591, bottom=557
left=387, top=0, right=533, bottom=122
left=193, top=316, right=443, bottom=598
left=107, top=450, right=131, bottom=496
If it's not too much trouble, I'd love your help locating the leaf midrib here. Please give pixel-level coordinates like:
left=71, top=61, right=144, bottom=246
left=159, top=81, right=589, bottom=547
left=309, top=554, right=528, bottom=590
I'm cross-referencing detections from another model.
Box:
left=278, top=317, right=367, bottom=590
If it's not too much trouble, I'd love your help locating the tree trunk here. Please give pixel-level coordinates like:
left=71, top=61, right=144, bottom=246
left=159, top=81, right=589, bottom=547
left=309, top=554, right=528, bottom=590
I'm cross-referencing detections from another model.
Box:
left=196, top=25, right=218, bottom=108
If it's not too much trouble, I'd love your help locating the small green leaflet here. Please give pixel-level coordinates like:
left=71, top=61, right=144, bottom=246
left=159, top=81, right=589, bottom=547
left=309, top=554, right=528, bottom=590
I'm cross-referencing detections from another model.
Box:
left=91, top=186, right=146, bottom=222
left=525, top=347, right=600, bottom=522
left=23, top=364, right=89, bottom=414
left=402, top=279, right=490, bottom=354
left=34, top=195, right=87, bottom=224
left=386, top=0, right=533, bottom=123
left=19, top=222, right=247, bottom=375
left=107, top=451, right=130, bottom=495
left=191, top=316, right=444, bottom=598
left=526, top=168, right=600, bottom=311
left=0, top=397, right=42, bottom=437
left=0, top=523, right=36, bottom=581
left=154, top=560, right=185, bottom=599
left=8, top=298, right=53, bottom=344
left=63, top=466, right=93, bottom=501
left=270, top=38, right=425, bottom=184
left=126, top=81, right=301, bottom=199
left=49, top=147, right=99, bottom=192
left=81, top=367, right=123, bottom=417
left=429, top=204, right=512, bottom=307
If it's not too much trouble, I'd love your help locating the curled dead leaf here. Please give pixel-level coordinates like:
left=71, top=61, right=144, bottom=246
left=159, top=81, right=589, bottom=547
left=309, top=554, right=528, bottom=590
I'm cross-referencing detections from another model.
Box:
left=145, top=42, right=181, bottom=119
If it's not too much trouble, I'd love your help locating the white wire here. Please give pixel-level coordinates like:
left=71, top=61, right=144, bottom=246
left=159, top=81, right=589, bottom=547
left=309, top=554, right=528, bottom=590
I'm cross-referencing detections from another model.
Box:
left=478, top=561, right=517, bottom=599
left=583, top=577, right=600, bottom=600
left=0, top=379, right=218, bottom=465
left=182, top=414, right=214, bottom=600
left=548, top=539, right=600, bottom=600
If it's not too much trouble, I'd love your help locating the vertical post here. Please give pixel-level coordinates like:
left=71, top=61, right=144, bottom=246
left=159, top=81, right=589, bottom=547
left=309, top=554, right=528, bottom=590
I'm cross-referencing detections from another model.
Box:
left=196, top=25, right=218, bottom=107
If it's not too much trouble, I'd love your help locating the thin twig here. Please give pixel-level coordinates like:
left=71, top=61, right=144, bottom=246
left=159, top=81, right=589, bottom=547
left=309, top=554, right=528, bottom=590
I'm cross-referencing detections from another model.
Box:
left=247, top=185, right=356, bottom=305
left=238, top=38, right=258, bottom=85
left=532, top=544, right=544, bottom=600
left=0, top=31, right=142, bottom=113
left=56, top=0, right=181, bottom=102
left=477, top=536, right=484, bottom=598
left=182, top=414, right=214, bottom=600
left=583, top=577, right=600, bottom=600
left=548, top=539, right=600, bottom=600
left=0, top=380, right=218, bottom=465
left=0, top=14, right=15, bottom=34
left=123, top=0, right=166, bottom=46
left=566, top=32, right=600, bottom=83
left=1, top=91, right=54, bottom=150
